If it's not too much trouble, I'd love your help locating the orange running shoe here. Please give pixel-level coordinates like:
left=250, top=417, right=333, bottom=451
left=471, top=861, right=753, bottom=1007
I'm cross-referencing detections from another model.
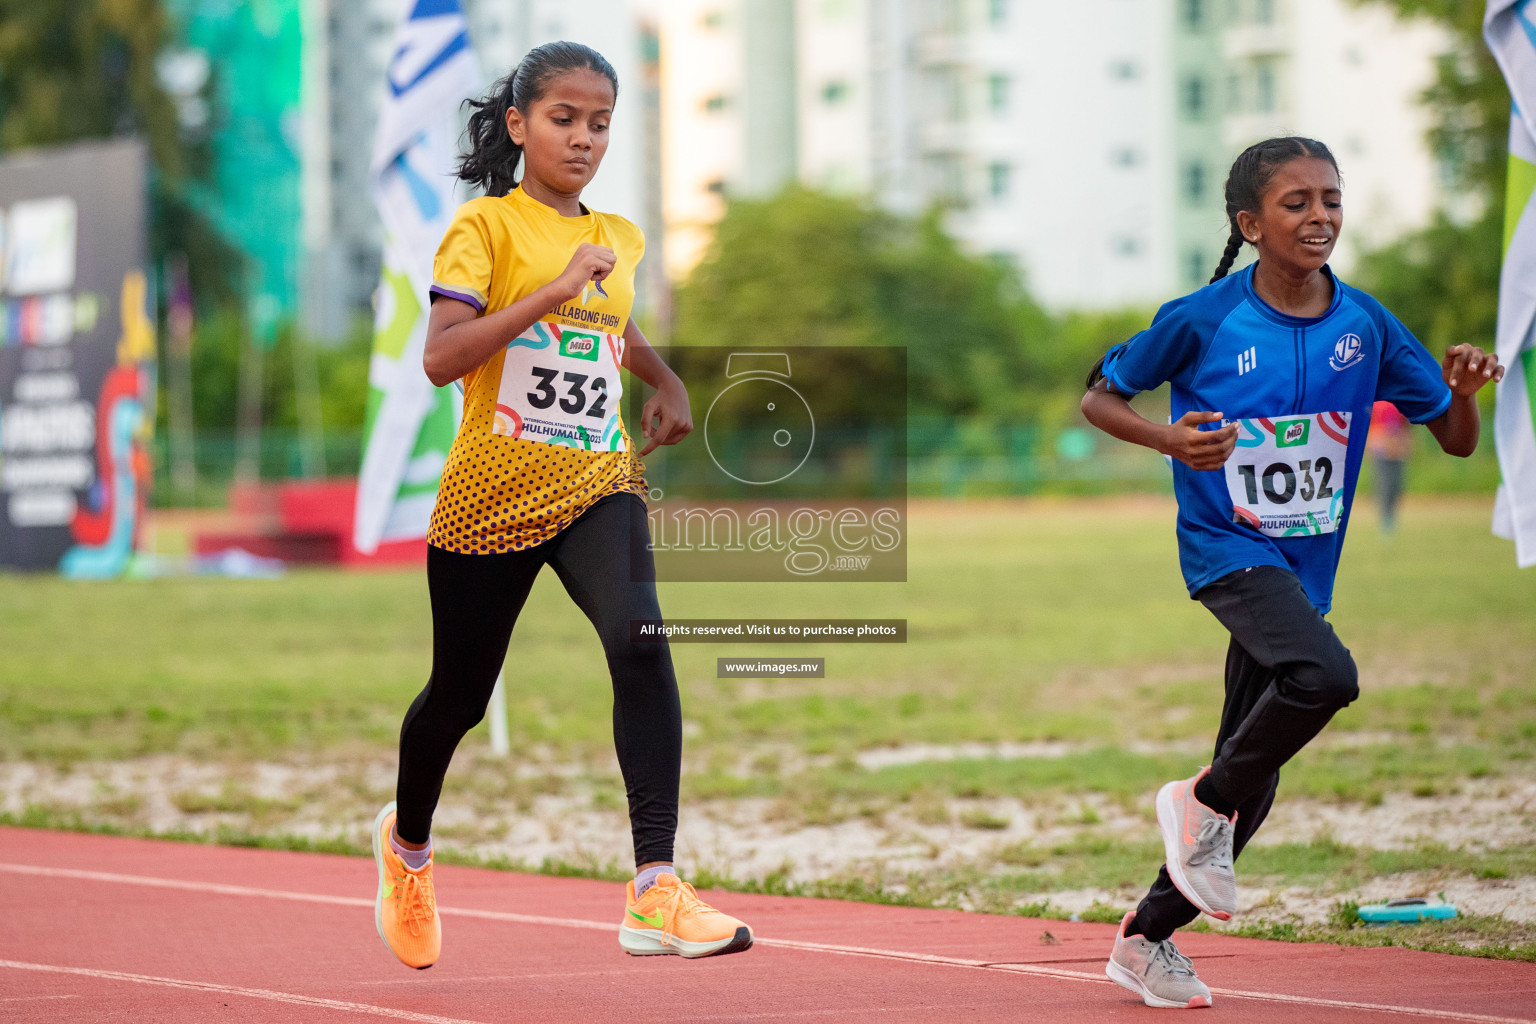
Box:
left=618, top=873, right=753, bottom=958
left=372, top=802, right=440, bottom=969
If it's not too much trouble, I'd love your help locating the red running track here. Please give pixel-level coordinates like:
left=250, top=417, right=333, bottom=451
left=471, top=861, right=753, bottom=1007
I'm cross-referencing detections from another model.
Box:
left=2, top=826, right=1533, bottom=1022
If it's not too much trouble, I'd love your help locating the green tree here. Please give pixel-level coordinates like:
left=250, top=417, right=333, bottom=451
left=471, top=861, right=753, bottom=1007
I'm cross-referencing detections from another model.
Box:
left=1351, top=0, right=1510, bottom=351
left=188, top=314, right=372, bottom=434
left=671, top=188, right=1045, bottom=418
left=0, top=0, right=184, bottom=171
left=0, top=0, right=244, bottom=304
left=1356, top=211, right=1505, bottom=353
left=1354, top=0, right=1511, bottom=202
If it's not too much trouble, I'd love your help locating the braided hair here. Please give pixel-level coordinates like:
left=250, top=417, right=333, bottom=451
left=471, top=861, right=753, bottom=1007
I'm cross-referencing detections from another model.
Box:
left=458, top=41, right=619, bottom=197
left=1209, top=136, right=1340, bottom=283
left=1087, top=137, right=1341, bottom=390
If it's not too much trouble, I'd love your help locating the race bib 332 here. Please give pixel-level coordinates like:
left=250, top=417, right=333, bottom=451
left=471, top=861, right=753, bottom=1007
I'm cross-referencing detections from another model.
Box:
left=492, top=319, right=626, bottom=451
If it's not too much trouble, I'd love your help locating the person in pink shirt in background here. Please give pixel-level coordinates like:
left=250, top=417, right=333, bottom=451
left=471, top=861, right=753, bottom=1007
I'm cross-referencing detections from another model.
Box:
left=1369, top=401, right=1412, bottom=533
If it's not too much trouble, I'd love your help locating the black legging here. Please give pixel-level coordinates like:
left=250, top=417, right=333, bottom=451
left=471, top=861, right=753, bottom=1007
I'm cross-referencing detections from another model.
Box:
left=1133, top=564, right=1359, bottom=941
left=394, top=492, right=681, bottom=866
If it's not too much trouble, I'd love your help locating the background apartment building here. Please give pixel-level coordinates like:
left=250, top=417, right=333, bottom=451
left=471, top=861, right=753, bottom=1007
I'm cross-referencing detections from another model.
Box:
left=1175, top=0, right=1446, bottom=292
left=167, top=0, right=1450, bottom=333
left=662, top=0, right=1449, bottom=309
left=656, top=0, right=799, bottom=279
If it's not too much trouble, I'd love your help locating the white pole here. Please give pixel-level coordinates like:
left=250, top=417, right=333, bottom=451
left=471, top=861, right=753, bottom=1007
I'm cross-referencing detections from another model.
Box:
left=233, top=318, right=264, bottom=485
left=488, top=670, right=510, bottom=756
left=291, top=330, right=326, bottom=478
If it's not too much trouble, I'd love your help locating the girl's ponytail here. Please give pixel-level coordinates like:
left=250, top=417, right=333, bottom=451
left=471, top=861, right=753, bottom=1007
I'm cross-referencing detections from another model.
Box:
left=457, top=42, right=619, bottom=197
left=459, top=66, right=523, bottom=197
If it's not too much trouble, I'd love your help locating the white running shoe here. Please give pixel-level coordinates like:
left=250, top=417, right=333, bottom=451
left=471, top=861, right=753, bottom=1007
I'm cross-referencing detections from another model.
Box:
left=1155, top=767, right=1237, bottom=920
left=1106, top=911, right=1213, bottom=1009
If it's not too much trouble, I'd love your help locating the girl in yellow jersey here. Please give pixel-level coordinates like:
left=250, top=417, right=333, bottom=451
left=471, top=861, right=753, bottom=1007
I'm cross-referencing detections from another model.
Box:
left=371, top=41, right=753, bottom=970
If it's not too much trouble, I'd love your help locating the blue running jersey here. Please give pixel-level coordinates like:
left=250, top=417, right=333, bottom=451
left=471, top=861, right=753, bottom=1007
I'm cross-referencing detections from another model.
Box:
left=1104, top=264, right=1451, bottom=611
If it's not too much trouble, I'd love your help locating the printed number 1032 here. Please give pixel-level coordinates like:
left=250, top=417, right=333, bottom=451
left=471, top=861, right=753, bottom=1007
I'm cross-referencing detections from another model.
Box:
left=1234, top=458, right=1335, bottom=505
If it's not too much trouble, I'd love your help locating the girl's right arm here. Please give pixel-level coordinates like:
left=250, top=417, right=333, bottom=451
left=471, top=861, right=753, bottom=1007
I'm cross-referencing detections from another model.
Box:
left=1081, top=380, right=1238, bottom=471
left=423, top=243, right=617, bottom=387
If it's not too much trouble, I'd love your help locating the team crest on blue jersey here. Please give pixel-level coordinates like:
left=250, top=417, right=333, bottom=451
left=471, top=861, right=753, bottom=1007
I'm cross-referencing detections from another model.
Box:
left=1329, top=333, right=1364, bottom=371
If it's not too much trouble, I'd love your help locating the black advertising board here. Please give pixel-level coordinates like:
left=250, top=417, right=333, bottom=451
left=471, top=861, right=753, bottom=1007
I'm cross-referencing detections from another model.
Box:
left=0, top=140, right=155, bottom=573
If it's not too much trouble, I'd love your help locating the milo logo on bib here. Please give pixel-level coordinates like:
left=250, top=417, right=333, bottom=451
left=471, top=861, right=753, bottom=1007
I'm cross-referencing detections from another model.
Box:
left=492, top=320, right=627, bottom=451
left=1225, top=412, right=1351, bottom=538
left=560, top=331, right=602, bottom=361
left=1276, top=419, right=1309, bottom=447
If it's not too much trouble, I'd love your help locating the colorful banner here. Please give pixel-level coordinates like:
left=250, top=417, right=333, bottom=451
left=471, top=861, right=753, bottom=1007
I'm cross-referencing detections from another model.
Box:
left=0, top=140, right=156, bottom=575
left=1487, top=0, right=1536, bottom=567
left=353, top=0, right=480, bottom=554
left=165, top=0, right=303, bottom=326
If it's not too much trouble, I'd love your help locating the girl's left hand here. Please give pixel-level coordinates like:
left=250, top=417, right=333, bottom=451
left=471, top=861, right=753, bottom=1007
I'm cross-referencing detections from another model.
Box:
left=1443, top=344, right=1504, bottom=396
left=637, top=378, right=693, bottom=457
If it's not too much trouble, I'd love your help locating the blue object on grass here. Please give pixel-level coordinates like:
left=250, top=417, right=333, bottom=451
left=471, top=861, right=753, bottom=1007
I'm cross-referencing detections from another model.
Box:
left=1357, top=898, right=1458, bottom=924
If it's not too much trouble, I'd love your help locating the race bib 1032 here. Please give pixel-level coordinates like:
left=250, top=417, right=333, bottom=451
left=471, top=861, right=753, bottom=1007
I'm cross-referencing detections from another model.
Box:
left=492, top=319, right=626, bottom=451
left=1224, top=412, right=1351, bottom=538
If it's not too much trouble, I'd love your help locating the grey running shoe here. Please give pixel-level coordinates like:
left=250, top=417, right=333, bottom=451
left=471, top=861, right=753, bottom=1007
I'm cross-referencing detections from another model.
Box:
left=1155, top=767, right=1236, bottom=920
left=1106, top=911, right=1213, bottom=1009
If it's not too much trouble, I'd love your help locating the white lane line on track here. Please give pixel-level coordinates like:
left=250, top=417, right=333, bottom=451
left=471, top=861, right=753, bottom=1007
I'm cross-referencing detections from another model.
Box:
left=0, top=960, right=488, bottom=1024
left=759, top=939, right=1536, bottom=1023
left=755, top=936, right=1109, bottom=983
left=1204, top=987, right=1536, bottom=1023
left=0, top=994, right=79, bottom=1002
left=357, top=970, right=631, bottom=986
left=6, top=862, right=1533, bottom=1024
left=0, top=862, right=610, bottom=930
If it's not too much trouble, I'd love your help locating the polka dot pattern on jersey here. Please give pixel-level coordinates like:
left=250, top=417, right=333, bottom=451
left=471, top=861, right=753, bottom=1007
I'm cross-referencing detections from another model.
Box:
left=425, top=189, right=650, bottom=554
left=428, top=365, right=648, bottom=553
left=427, top=441, right=647, bottom=552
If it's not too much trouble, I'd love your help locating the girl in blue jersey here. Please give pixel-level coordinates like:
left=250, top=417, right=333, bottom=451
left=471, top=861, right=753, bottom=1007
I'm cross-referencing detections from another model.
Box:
left=1081, top=137, right=1502, bottom=1009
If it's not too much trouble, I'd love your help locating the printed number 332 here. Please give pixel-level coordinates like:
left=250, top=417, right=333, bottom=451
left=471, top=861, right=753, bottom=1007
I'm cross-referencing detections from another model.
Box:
left=527, top=367, right=608, bottom=418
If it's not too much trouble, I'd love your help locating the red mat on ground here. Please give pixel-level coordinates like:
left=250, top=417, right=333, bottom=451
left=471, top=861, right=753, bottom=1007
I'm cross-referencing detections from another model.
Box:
left=3, top=826, right=1532, bottom=1023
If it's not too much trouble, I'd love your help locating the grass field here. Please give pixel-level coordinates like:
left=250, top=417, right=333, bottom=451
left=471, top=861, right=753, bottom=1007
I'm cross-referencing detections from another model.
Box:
left=3, top=495, right=1534, bottom=956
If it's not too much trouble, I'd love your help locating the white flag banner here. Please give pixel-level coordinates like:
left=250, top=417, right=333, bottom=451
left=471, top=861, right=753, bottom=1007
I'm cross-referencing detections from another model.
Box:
left=354, top=0, right=480, bottom=554
left=1486, top=0, right=1536, bottom=567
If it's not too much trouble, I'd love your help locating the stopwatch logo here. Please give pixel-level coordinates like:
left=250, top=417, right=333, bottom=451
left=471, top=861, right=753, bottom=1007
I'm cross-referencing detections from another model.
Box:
left=703, top=353, right=816, bottom=485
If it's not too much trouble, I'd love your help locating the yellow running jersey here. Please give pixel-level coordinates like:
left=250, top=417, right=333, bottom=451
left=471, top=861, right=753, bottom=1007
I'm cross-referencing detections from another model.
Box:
left=426, top=187, right=647, bottom=554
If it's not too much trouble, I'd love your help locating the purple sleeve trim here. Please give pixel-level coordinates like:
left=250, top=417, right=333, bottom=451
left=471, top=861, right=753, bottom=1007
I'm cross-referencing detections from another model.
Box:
left=430, top=284, right=486, bottom=312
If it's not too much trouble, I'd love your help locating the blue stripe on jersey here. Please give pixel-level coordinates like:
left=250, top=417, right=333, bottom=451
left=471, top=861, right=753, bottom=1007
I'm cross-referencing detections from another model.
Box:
left=1105, top=263, right=1451, bottom=612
